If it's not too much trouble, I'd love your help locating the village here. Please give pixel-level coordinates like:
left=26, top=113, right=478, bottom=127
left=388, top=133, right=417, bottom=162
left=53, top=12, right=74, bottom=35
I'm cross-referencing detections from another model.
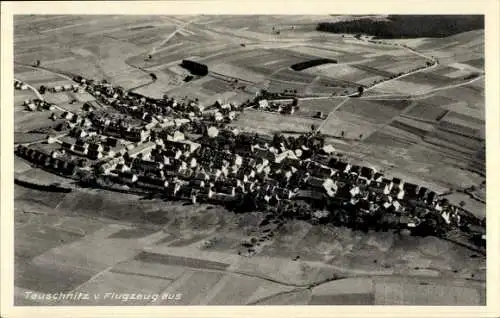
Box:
left=14, top=73, right=486, bottom=250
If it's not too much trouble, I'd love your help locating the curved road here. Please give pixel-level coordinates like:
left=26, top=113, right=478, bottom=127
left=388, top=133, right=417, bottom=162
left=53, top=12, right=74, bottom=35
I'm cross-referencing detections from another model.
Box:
left=313, top=38, right=440, bottom=133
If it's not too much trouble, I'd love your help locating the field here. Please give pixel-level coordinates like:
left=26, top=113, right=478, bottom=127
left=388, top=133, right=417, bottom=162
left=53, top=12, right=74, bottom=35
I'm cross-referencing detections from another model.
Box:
left=13, top=185, right=486, bottom=305
left=12, top=15, right=486, bottom=306
left=295, top=98, right=346, bottom=117
left=232, top=109, right=322, bottom=135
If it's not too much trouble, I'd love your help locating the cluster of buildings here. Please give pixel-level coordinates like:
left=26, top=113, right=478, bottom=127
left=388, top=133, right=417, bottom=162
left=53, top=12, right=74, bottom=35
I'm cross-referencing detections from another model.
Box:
left=15, top=144, right=79, bottom=177
left=23, top=98, right=56, bottom=112
left=253, top=98, right=298, bottom=115
left=14, top=80, right=29, bottom=91
left=72, top=76, right=206, bottom=124
left=15, top=73, right=484, bottom=243
left=48, top=83, right=81, bottom=93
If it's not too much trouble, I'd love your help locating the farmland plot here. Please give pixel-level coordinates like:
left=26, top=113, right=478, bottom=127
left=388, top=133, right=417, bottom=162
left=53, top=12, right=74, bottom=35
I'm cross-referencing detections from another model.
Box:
left=285, top=45, right=344, bottom=59
left=207, top=275, right=263, bottom=305
left=320, top=112, right=380, bottom=139
left=295, top=98, right=347, bottom=117
left=211, top=63, right=266, bottom=83
left=233, top=109, right=322, bottom=135
left=158, top=271, right=225, bottom=305
left=404, top=96, right=453, bottom=122
left=304, top=64, right=371, bottom=83
left=267, top=80, right=308, bottom=95
left=271, top=69, right=317, bottom=83
left=69, top=271, right=173, bottom=305
left=202, top=78, right=235, bottom=93
left=15, top=260, right=96, bottom=295
left=373, top=280, right=481, bottom=305
left=368, top=78, right=437, bottom=95
left=400, top=70, right=457, bottom=87
left=14, top=109, right=64, bottom=133
left=338, top=99, right=410, bottom=124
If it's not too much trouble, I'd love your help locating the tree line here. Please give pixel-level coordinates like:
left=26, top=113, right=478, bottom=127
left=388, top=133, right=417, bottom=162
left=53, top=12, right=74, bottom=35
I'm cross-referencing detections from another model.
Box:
left=316, top=15, right=484, bottom=39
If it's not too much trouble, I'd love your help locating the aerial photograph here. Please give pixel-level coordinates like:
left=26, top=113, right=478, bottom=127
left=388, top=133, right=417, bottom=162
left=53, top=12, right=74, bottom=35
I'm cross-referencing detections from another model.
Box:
left=12, top=14, right=486, bottom=306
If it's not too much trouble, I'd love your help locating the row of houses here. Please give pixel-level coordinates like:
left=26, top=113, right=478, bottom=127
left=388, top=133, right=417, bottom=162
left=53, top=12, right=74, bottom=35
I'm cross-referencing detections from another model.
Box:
left=15, top=145, right=78, bottom=176
left=256, top=99, right=298, bottom=115
left=23, top=99, right=55, bottom=112
left=14, top=80, right=29, bottom=90
left=49, top=83, right=80, bottom=93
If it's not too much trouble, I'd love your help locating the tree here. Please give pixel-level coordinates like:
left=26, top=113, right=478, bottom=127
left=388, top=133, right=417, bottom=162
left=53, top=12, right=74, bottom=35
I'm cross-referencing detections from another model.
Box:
left=459, top=201, right=466, bottom=209
left=35, top=60, right=40, bottom=67
left=358, top=86, right=364, bottom=96
left=341, top=131, right=345, bottom=138
left=311, top=124, right=317, bottom=132
left=359, top=134, right=363, bottom=140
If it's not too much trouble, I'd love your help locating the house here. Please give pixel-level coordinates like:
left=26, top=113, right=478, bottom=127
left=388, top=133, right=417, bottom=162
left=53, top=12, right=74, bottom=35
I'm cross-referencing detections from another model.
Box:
left=350, top=165, right=361, bottom=176
left=392, top=200, right=402, bottom=212
left=62, top=111, right=75, bottom=121
left=373, top=172, right=384, bottom=182
left=71, top=144, right=88, bottom=156
left=106, top=137, right=119, bottom=148
left=252, top=145, right=276, bottom=162
left=295, top=189, right=326, bottom=204
left=349, top=185, right=361, bottom=198
left=311, top=154, right=331, bottom=166
left=115, top=163, right=131, bottom=173
left=190, top=179, right=206, bottom=189
left=396, top=188, right=405, bottom=200
left=382, top=179, right=393, bottom=195
left=82, top=101, right=98, bottom=112
left=417, top=186, right=429, bottom=200
left=64, top=162, right=77, bottom=175
left=305, top=176, right=326, bottom=189
left=136, top=175, right=167, bottom=191
left=392, top=177, right=403, bottom=190
left=214, top=181, right=236, bottom=197
left=132, top=159, right=163, bottom=173
left=88, top=143, right=103, bottom=153
left=402, top=182, right=419, bottom=199
left=311, top=165, right=333, bottom=179
left=322, top=178, right=338, bottom=197
left=87, top=150, right=103, bottom=160
left=360, top=166, right=375, bottom=179
left=330, top=160, right=351, bottom=173
left=427, top=191, right=437, bottom=204
left=120, top=171, right=138, bottom=184
left=275, top=187, right=294, bottom=200
left=258, top=99, right=269, bottom=109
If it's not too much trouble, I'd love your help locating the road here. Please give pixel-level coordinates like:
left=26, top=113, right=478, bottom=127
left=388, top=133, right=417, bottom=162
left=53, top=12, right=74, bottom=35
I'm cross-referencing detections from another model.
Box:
left=15, top=78, right=43, bottom=100
left=17, top=132, right=69, bottom=147
left=360, top=74, right=484, bottom=100
left=14, top=74, right=71, bottom=114
left=149, top=16, right=201, bottom=56
left=315, top=98, right=350, bottom=132
left=308, top=38, right=440, bottom=134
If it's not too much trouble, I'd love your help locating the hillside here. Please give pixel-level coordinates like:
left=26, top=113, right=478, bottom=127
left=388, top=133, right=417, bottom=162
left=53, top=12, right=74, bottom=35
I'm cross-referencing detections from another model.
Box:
left=317, top=15, right=484, bottom=39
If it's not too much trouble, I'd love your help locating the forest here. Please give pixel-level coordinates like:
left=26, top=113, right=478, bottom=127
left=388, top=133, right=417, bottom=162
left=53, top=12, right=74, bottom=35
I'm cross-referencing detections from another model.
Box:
left=316, top=15, right=484, bottom=38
